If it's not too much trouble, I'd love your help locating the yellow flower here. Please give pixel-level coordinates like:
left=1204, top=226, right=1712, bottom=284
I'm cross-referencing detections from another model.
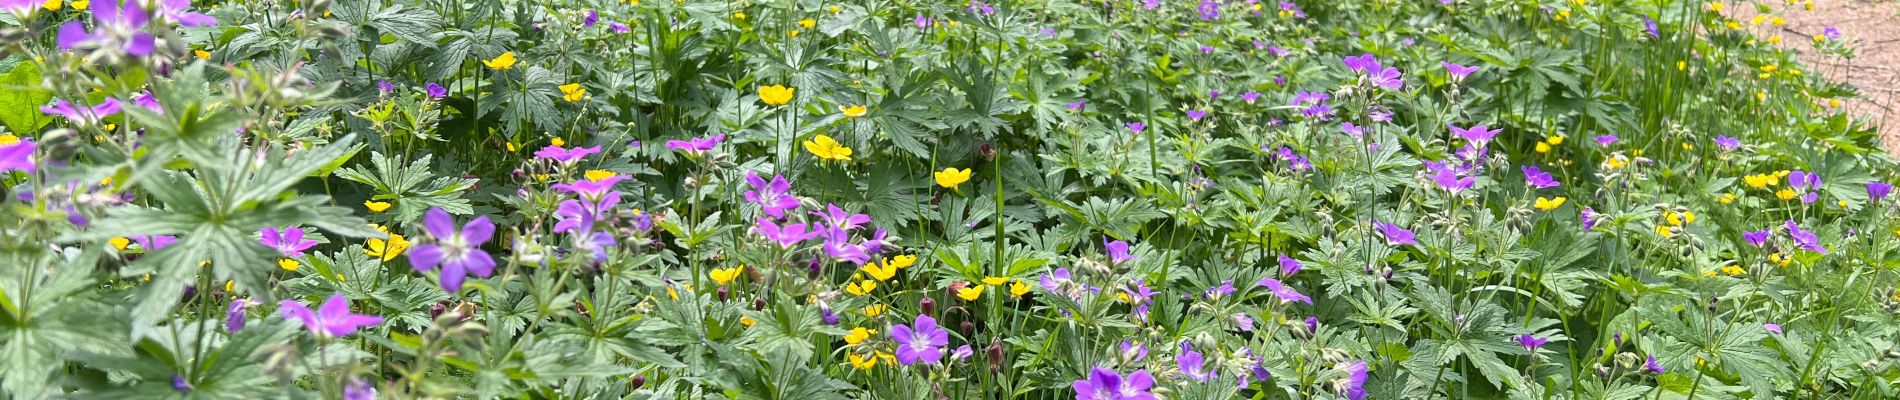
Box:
left=560, top=83, right=586, bottom=102
left=194, top=50, right=210, bottom=60
left=861, top=262, right=897, bottom=281
left=740, top=316, right=757, bottom=327
left=279, top=258, right=301, bottom=272
left=1605, top=156, right=1628, bottom=169
left=828, top=6, right=841, bottom=13
left=1010, top=279, right=1030, bottom=297
left=224, top=280, right=234, bottom=293
left=840, top=105, right=868, bottom=118
left=551, top=137, right=567, bottom=147
left=1720, top=265, right=1745, bottom=276
left=982, top=276, right=1007, bottom=286
left=365, top=231, right=409, bottom=261
left=1535, top=142, right=1551, bottom=153
left=934, top=168, right=971, bottom=189
left=1769, top=252, right=1791, bottom=267
left=667, top=287, right=679, bottom=300
left=803, top=134, right=853, bottom=161
left=710, top=267, right=743, bottom=286
left=586, top=170, right=618, bottom=182
left=845, top=279, right=877, bottom=296
left=1654, top=225, right=1675, bottom=238
left=1744, top=174, right=1778, bottom=189
left=758, top=85, right=795, bottom=106
left=1776, top=188, right=1798, bottom=201
left=884, top=254, right=917, bottom=269
left=1533, top=196, right=1567, bottom=211
left=1677, top=61, right=1686, bottom=71
left=1681, top=211, right=1696, bottom=224
left=109, top=237, right=130, bottom=251
left=1715, top=193, right=1736, bottom=204
left=956, top=285, right=984, bottom=301
left=844, top=327, right=875, bottom=345
left=1770, top=17, right=1785, bottom=26
left=863, top=304, right=887, bottom=317
left=483, top=51, right=519, bottom=70
left=365, top=200, right=393, bottom=213
left=799, top=19, right=816, bottom=29
left=1707, top=2, right=1723, bottom=11
left=732, top=11, right=747, bottom=20
left=41, top=0, right=57, bottom=11
left=1546, top=135, right=1565, bottom=145
left=849, top=352, right=878, bottom=369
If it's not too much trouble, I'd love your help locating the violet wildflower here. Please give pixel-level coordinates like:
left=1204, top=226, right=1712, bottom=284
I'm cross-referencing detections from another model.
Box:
left=1121, top=340, right=1149, bottom=363
left=132, top=92, right=162, bottom=114
left=755, top=218, right=821, bottom=248
left=259, top=227, right=317, bottom=257
left=821, top=227, right=872, bottom=265
left=1869, top=181, right=1892, bottom=202
left=1643, top=16, right=1659, bottom=39
left=891, top=315, right=950, bottom=365
left=1142, top=0, right=1158, bottom=9
left=1822, top=26, right=1841, bottom=41
left=1071, top=367, right=1156, bottom=400
left=1581, top=207, right=1600, bottom=231
left=1449, top=123, right=1501, bottom=146
left=1067, top=100, right=1087, bottom=110
left=1241, top=91, right=1261, bottom=104
left=426, top=83, right=448, bottom=99
left=1039, top=268, right=1072, bottom=292
left=1374, top=221, right=1416, bottom=246
left=1126, top=121, right=1146, bottom=134
left=1424, top=160, right=1475, bottom=194
left=611, top=23, right=631, bottom=33
left=1522, top=165, right=1560, bottom=189
left=914, top=15, right=932, bottom=29
left=1186, top=109, right=1208, bottom=121
left=0, top=138, right=36, bottom=173
left=1105, top=239, right=1134, bottom=264
left=664, top=133, right=725, bottom=156
left=280, top=293, right=383, bottom=338
left=1197, top=0, right=1219, bottom=20
left=744, top=172, right=801, bottom=218
left=1341, top=122, right=1365, bottom=139
left=1199, top=45, right=1214, bottom=54
left=534, top=145, right=602, bottom=163
left=408, top=208, right=498, bottom=293
left=57, top=0, right=157, bottom=56
left=814, top=204, right=872, bottom=232
left=172, top=375, right=191, bottom=394
left=952, top=345, right=974, bottom=361
left=344, top=378, right=376, bottom=400
left=584, top=10, right=598, bottom=27
left=1743, top=229, right=1770, bottom=247
left=1278, top=253, right=1303, bottom=275
left=1643, top=355, right=1665, bottom=374
left=1713, top=135, right=1741, bottom=150
left=1267, top=46, right=1290, bottom=57
left=225, top=298, right=252, bottom=333
left=552, top=175, right=627, bottom=202
left=821, top=306, right=839, bottom=325
left=1442, top=61, right=1480, bottom=81
left=133, top=235, right=177, bottom=251
left=1204, top=279, right=1236, bottom=299
left=1764, top=323, right=1783, bottom=335
left=42, top=98, right=123, bottom=126
left=377, top=80, right=394, bottom=95
left=1784, top=220, right=1827, bottom=254
left=1339, top=361, right=1368, bottom=400
left=1518, top=334, right=1548, bottom=351
left=1178, top=347, right=1211, bottom=382
left=1254, top=277, right=1312, bottom=304
left=155, top=0, right=216, bottom=26
left=1594, top=135, right=1619, bottom=146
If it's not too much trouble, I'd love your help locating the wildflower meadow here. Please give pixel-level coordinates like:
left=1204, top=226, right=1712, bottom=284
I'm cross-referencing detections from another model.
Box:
left=1, top=0, right=1898, bottom=398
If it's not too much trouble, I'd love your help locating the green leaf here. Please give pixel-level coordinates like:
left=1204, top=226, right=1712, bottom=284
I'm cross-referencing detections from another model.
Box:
left=0, top=63, right=53, bottom=134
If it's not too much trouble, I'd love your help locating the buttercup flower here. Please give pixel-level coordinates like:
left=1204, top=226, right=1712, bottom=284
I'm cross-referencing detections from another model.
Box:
left=804, top=134, right=854, bottom=161
left=484, top=51, right=518, bottom=70
left=759, top=85, right=795, bottom=105
left=935, top=167, right=972, bottom=189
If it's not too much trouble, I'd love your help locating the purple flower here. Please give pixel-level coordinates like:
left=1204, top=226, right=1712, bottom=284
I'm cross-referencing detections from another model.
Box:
left=1072, top=367, right=1157, bottom=400
left=1375, top=221, right=1416, bottom=246
left=755, top=218, right=821, bottom=248
left=57, top=0, right=157, bottom=56
left=1278, top=253, right=1303, bottom=276
left=1342, top=54, right=1378, bottom=73
left=821, top=306, right=839, bottom=325
left=952, top=345, right=974, bottom=361
left=1643, top=16, right=1659, bottom=39
left=1522, top=165, right=1561, bottom=189
left=376, top=80, right=394, bottom=95
left=1764, top=323, right=1783, bottom=335
left=1067, top=100, right=1087, bottom=110
left=1241, top=91, right=1261, bottom=104
left=1788, top=170, right=1823, bottom=191
left=1, top=0, right=35, bottom=14
left=172, top=375, right=191, bottom=394
left=744, top=172, right=801, bottom=219
left=1581, top=207, right=1600, bottom=231
left=1204, top=279, right=1236, bottom=299
left=1274, top=146, right=1312, bottom=172
left=1120, top=340, right=1150, bottom=363
left=1784, top=220, right=1827, bottom=254
left=553, top=189, right=620, bottom=235
left=225, top=298, right=251, bottom=333
left=891, top=315, right=950, bottom=365
left=132, top=92, right=162, bottom=114
left=552, top=175, right=628, bottom=202
left=426, top=83, right=448, bottom=99
left=133, top=235, right=176, bottom=251
left=279, top=293, right=383, bottom=338
left=1442, top=61, right=1480, bottom=80
left=1178, top=348, right=1211, bottom=382
left=1644, top=355, right=1665, bottom=374
left=1197, top=0, right=1219, bottom=20
left=664, top=133, right=725, bottom=156
left=1743, top=229, right=1770, bottom=247
left=1449, top=123, right=1501, bottom=145
left=1869, top=181, right=1892, bottom=202
left=584, top=10, right=599, bottom=27
left=534, top=145, right=602, bottom=163
left=344, top=378, right=376, bottom=400
left=1039, top=268, right=1072, bottom=292
left=1713, top=135, right=1741, bottom=150
left=1822, top=26, right=1841, bottom=41
left=156, top=0, right=216, bottom=26
left=1106, top=239, right=1134, bottom=264
left=1199, top=45, right=1214, bottom=54
left=1186, top=109, right=1208, bottom=121
left=821, top=227, right=871, bottom=265
left=814, top=204, right=871, bottom=232
left=42, top=98, right=123, bottom=126
left=1518, top=334, right=1548, bottom=351
left=914, top=15, right=933, bottom=29
left=1424, top=160, right=1475, bottom=194
left=1594, top=135, right=1619, bottom=146
left=1142, top=0, right=1158, bottom=9
left=610, top=22, right=631, bottom=33
left=259, top=227, right=317, bottom=257
left=1254, top=277, right=1312, bottom=304
left=408, top=208, right=497, bottom=293
left=1340, top=361, right=1368, bottom=400
left=0, top=139, right=36, bottom=173
left=1305, top=316, right=1319, bottom=334
left=1126, top=122, right=1146, bottom=134
left=1341, top=122, right=1366, bottom=139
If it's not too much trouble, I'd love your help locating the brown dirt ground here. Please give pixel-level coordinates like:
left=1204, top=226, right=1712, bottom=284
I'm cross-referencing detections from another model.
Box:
left=1732, top=0, right=1900, bottom=154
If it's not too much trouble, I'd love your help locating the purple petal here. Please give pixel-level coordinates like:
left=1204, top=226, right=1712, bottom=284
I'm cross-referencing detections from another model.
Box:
left=421, top=208, right=456, bottom=239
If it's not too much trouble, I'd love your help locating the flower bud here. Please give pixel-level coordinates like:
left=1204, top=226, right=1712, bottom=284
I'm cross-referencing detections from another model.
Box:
left=920, top=297, right=937, bottom=316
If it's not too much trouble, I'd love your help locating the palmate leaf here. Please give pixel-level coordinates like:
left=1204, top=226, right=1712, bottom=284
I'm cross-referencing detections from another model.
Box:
left=337, top=151, right=478, bottom=222
left=0, top=250, right=125, bottom=399
left=371, top=4, right=444, bottom=48
left=0, top=62, right=54, bottom=135
left=480, top=66, right=565, bottom=135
